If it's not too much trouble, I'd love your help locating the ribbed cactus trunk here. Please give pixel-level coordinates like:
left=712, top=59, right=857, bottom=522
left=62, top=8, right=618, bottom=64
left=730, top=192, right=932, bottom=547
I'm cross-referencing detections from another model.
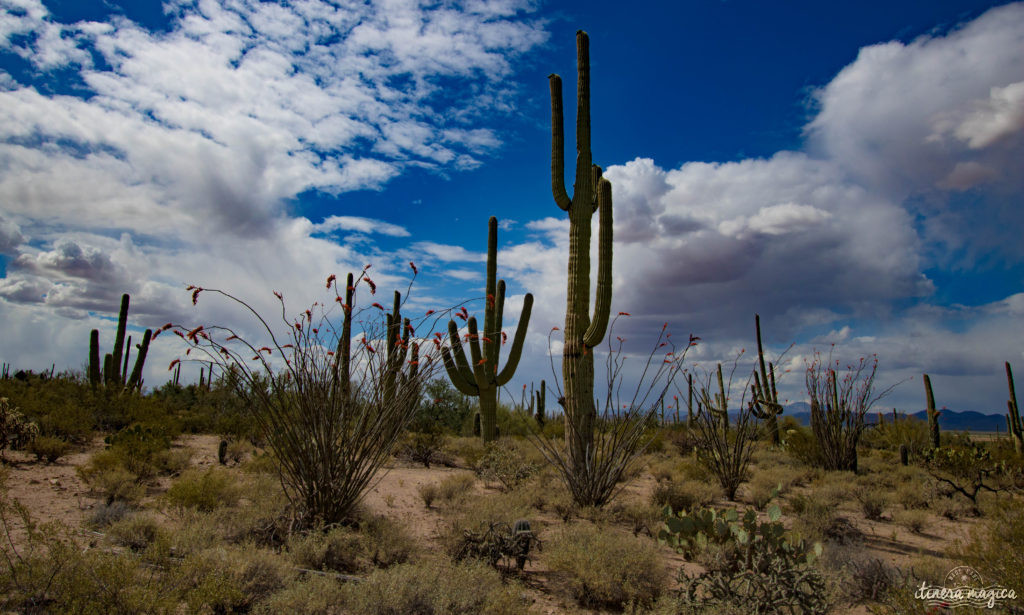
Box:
left=1006, top=362, right=1022, bottom=454
left=550, top=31, right=613, bottom=477
left=923, top=374, right=940, bottom=449
left=442, top=217, right=533, bottom=443
left=750, top=314, right=783, bottom=445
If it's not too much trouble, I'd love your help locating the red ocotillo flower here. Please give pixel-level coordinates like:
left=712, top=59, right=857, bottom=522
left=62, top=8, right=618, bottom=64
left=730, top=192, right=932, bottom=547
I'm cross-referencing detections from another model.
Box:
left=186, top=326, right=204, bottom=341
left=372, top=303, right=384, bottom=310
left=455, top=312, right=467, bottom=321
left=273, top=291, right=282, bottom=300
left=259, top=347, right=272, bottom=354
left=305, top=309, right=312, bottom=321
left=477, top=358, right=487, bottom=365
left=618, top=311, right=630, bottom=316
left=295, top=323, right=302, bottom=331
left=501, top=331, right=507, bottom=345
left=168, top=359, right=180, bottom=371
left=409, top=261, right=417, bottom=274
left=225, top=334, right=238, bottom=341
left=326, top=274, right=336, bottom=289
left=191, top=288, right=202, bottom=305
left=406, top=323, right=415, bottom=335
left=365, top=277, right=376, bottom=294
left=425, top=309, right=435, bottom=316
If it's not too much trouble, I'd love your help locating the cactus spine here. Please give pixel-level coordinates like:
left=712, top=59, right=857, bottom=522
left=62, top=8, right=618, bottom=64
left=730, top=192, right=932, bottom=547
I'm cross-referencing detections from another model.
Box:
left=923, top=374, right=940, bottom=449
left=88, top=293, right=152, bottom=393
left=550, top=31, right=613, bottom=470
left=1006, top=362, right=1022, bottom=454
left=749, top=314, right=783, bottom=445
left=442, top=217, right=534, bottom=442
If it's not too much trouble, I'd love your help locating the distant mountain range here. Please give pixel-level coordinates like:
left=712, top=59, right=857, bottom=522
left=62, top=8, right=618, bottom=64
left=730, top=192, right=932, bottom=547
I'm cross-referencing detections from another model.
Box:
left=781, top=402, right=1009, bottom=432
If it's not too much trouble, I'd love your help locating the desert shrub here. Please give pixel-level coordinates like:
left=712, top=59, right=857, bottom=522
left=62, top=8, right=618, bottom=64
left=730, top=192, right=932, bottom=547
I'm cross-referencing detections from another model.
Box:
left=26, top=435, right=68, bottom=463
left=449, top=436, right=486, bottom=468
left=153, top=447, right=193, bottom=475
left=792, top=498, right=838, bottom=543
left=893, top=509, right=929, bottom=534
left=852, top=485, right=889, bottom=521
left=101, top=423, right=173, bottom=479
left=805, top=352, right=893, bottom=473
left=178, top=546, right=293, bottom=613
left=417, top=482, right=439, bottom=508
left=338, top=560, right=527, bottom=615
left=688, top=364, right=759, bottom=501
left=355, top=515, right=418, bottom=569
left=441, top=493, right=532, bottom=557
left=475, top=439, right=540, bottom=491
left=664, top=426, right=698, bottom=456
left=783, top=424, right=822, bottom=466
left=922, top=443, right=1020, bottom=514
left=547, top=524, right=666, bottom=609
left=824, top=547, right=897, bottom=605
left=647, top=456, right=680, bottom=482
left=79, top=457, right=145, bottom=504
left=396, top=431, right=450, bottom=467
left=253, top=574, right=347, bottom=614
left=863, top=413, right=930, bottom=457
left=288, top=526, right=365, bottom=574
left=172, top=277, right=441, bottom=526
left=0, top=397, right=38, bottom=459
left=951, top=499, right=1024, bottom=598
left=745, top=472, right=786, bottom=511
left=87, top=500, right=133, bottom=529
left=165, top=467, right=241, bottom=511
left=436, top=472, right=476, bottom=503
left=106, top=513, right=166, bottom=552
left=620, top=500, right=664, bottom=537
left=650, top=479, right=719, bottom=513
left=895, top=481, right=931, bottom=510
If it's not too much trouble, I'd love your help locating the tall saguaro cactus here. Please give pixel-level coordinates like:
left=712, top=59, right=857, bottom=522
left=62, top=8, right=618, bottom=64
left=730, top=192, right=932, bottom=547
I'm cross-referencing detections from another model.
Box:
left=550, top=30, right=613, bottom=470
left=89, top=293, right=152, bottom=393
left=923, top=373, right=941, bottom=449
left=1006, top=362, right=1022, bottom=454
left=442, top=217, right=534, bottom=442
left=750, top=314, right=783, bottom=445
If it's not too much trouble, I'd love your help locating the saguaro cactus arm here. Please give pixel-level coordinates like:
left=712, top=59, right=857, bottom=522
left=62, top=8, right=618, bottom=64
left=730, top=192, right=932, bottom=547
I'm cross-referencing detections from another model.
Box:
left=1006, top=362, right=1022, bottom=452
left=549, top=74, right=571, bottom=211
left=127, top=329, right=152, bottom=389
left=582, top=174, right=612, bottom=348
left=923, top=373, right=941, bottom=448
left=495, top=294, right=534, bottom=386
left=111, top=294, right=129, bottom=387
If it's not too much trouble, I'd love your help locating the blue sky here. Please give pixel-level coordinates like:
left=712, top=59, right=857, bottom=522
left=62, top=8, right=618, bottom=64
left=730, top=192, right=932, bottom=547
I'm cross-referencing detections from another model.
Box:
left=0, top=0, right=1022, bottom=413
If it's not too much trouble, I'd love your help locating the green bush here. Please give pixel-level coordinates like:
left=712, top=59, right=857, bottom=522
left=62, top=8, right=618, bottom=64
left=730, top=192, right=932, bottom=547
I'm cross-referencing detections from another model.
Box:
left=288, top=526, right=366, bottom=573
left=546, top=524, right=666, bottom=609
left=338, top=560, right=528, bottom=615
left=165, top=467, right=241, bottom=511
left=26, top=435, right=69, bottom=463
left=951, top=499, right=1024, bottom=598
left=650, top=479, right=719, bottom=513
left=106, top=514, right=167, bottom=552
left=475, top=439, right=540, bottom=491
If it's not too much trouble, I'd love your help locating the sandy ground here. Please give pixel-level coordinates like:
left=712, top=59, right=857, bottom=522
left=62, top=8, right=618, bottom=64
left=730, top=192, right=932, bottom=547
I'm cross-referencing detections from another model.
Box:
left=0, top=434, right=988, bottom=614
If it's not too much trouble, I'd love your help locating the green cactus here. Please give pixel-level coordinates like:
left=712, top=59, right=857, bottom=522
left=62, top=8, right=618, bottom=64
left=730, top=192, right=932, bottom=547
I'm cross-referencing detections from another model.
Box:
left=534, top=380, right=546, bottom=428
left=549, top=30, right=613, bottom=468
left=923, top=373, right=940, bottom=449
left=382, top=289, right=420, bottom=406
left=332, top=273, right=355, bottom=403
left=705, top=363, right=730, bottom=433
left=1006, top=362, right=1022, bottom=454
left=88, top=293, right=152, bottom=394
left=442, top=216, right=534, bottom=443
left=749, top=314, right=783, bottom=445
